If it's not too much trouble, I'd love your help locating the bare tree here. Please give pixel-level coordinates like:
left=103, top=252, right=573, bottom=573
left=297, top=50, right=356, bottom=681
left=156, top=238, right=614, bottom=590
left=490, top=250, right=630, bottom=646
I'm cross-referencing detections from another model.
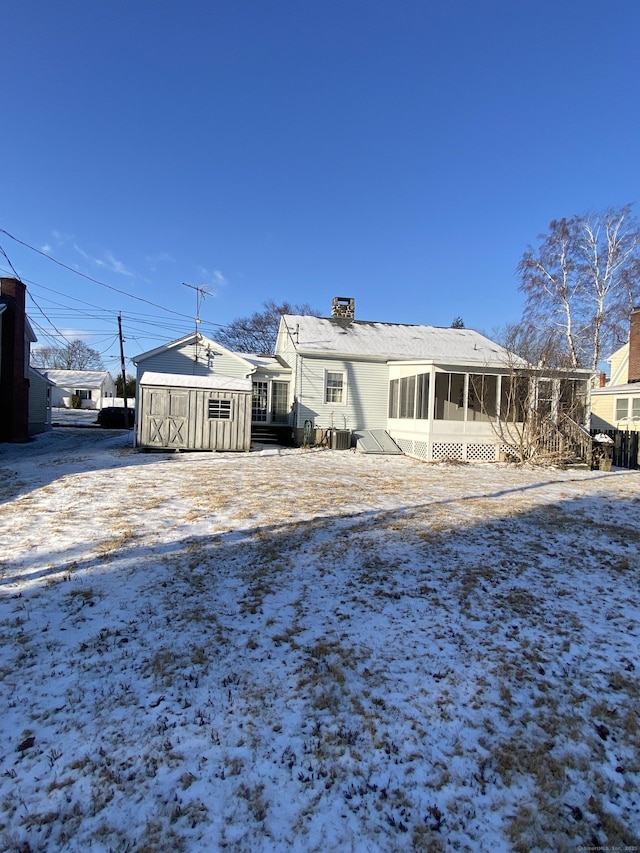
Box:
left=215, top=299, right=319, bottom=354
left=518, top=205, right=640, bottom=371
left=475, top=323, right=590, bottom=464
left=31, top=339, right=105, bottom=370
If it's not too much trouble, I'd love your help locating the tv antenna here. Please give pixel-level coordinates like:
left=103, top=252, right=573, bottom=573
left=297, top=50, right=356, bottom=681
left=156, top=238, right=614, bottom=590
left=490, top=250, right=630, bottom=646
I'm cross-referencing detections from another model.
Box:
left=182, top=282, right=210, bottom=364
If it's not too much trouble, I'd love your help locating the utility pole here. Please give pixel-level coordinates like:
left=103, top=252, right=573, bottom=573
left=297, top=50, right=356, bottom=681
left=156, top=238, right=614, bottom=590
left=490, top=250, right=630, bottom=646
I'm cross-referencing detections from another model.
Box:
left=118, top=313, right=130, bottom=429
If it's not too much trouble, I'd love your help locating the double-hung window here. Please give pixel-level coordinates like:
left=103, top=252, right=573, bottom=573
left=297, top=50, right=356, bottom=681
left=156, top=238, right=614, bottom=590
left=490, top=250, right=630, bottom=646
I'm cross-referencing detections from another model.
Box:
left=208, top=399, right=232, bottom=420
left=325, top=371, right=345, bottom=404
left=615, top=398, right=629, bottom=421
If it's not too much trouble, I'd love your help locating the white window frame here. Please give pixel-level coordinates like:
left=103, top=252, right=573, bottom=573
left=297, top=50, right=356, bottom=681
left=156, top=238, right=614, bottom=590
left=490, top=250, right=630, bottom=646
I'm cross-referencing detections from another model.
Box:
left=325, top=370, right=346, bottom=406
left=208, top=398, right=233, bottom=420
left=615, top=398, right=630, bottom=421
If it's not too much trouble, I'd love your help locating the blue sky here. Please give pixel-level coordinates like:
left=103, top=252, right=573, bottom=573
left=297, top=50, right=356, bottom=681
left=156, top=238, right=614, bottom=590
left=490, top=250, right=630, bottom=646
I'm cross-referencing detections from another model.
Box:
left=2, top=0, right=640, bottom=373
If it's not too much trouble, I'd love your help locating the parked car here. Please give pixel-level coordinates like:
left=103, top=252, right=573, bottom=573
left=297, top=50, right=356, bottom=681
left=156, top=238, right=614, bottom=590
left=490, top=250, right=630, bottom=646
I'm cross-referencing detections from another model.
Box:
left=96, top=407, right=135, bottom=429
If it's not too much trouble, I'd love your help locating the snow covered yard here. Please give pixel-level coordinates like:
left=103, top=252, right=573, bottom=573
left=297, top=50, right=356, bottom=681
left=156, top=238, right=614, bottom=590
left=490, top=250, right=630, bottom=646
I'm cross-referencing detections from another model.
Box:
left=0, top=430, right=639, bottom=853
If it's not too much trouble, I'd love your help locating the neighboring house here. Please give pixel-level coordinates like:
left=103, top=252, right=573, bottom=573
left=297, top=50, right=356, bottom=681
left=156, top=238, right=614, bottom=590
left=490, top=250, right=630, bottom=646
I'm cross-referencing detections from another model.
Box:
left=1, top=277, right=51, bottom=441
left=275, top=297, right=591, bottom=462
left=591, top=305, right=640, bottom=431
left=45, top=370, right=116, bottom=410
left=28, top=367, right=53, bottom=435
left=132, top=334, right=291, bottom=429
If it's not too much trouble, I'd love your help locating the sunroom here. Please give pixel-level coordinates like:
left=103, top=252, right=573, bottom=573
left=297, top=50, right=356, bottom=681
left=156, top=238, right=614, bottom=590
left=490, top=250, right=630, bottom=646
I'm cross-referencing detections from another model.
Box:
left=385, top=362, right=590, bottom=463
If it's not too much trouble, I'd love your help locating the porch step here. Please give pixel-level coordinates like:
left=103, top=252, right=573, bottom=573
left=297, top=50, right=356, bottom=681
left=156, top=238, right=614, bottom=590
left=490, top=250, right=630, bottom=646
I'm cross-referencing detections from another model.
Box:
left=251, top=425, right=281, bottom=445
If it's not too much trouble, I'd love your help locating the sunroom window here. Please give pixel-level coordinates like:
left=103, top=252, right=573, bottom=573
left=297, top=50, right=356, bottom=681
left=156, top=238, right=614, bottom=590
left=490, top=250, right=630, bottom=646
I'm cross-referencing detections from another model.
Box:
left=467, top=375, right=497, bottom=422
left=434, top=373, right=465, bottom=421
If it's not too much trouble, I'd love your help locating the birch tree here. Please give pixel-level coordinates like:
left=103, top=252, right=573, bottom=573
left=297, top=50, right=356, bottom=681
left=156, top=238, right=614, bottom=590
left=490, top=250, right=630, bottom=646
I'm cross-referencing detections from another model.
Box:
left=518, top=205, right=640, bottom=371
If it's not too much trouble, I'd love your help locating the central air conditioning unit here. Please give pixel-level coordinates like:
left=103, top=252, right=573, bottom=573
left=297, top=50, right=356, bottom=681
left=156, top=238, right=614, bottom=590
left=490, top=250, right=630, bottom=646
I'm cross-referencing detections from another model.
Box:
left=330, top=429, right=351, bottom=450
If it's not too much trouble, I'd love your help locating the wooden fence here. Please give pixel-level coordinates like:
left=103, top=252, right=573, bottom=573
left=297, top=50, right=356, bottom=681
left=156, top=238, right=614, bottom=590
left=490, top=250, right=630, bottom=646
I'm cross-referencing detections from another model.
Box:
left=591, top=429, right=639, bottom=470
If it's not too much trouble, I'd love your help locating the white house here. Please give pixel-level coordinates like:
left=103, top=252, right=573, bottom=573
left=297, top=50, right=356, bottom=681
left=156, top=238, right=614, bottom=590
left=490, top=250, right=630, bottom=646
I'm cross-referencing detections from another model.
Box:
left=275, top=297, right=591, bottom=462
left=45, top=370, right=116, bottom=410
left=132, top=297, right=592, bottom=461
left=132, top=334, right=290, bottom=427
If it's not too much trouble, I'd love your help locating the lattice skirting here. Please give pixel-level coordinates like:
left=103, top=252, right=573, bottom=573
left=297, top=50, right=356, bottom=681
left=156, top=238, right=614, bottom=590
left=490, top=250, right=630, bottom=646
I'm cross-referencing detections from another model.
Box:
left=393, top=438, right=502, bottom=463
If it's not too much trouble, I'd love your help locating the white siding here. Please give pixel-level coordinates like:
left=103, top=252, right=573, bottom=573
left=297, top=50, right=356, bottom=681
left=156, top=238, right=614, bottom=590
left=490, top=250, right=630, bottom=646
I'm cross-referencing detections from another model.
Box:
left=297, top=356, right=388, bottom=430
left=28, top=372, right=51, bottom=434
left=136, top=343, right=251, bottom=383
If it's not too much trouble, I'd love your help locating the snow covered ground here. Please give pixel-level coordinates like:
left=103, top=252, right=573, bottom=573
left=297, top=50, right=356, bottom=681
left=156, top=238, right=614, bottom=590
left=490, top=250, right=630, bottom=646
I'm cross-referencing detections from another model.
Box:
left=0, top=429, right=639, bottom=852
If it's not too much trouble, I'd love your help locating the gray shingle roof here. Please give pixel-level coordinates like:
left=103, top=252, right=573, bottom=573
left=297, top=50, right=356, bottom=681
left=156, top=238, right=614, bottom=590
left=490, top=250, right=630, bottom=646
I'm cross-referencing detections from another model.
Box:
left=281, top=315, right=517, bottom=367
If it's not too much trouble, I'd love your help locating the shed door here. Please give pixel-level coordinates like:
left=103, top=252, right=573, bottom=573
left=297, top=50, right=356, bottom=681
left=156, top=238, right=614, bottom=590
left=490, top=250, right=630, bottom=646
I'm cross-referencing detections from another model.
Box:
left=144, top=389, right=189, bottom=448
left=165, top=392, right=189, bottom=447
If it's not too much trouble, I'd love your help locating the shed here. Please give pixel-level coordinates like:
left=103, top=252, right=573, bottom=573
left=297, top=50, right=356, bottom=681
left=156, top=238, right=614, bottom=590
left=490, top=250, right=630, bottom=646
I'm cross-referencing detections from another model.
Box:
left=137, top=371, right=252, bottom=451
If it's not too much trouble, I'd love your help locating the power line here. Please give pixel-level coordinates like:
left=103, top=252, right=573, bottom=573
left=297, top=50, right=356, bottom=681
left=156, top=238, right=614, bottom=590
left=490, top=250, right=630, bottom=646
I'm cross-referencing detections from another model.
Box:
left=27, top=291, right=72, bottom=343
left=0, top=243, right=22, bottom=280
left=0, top=227, right=197, bottom=322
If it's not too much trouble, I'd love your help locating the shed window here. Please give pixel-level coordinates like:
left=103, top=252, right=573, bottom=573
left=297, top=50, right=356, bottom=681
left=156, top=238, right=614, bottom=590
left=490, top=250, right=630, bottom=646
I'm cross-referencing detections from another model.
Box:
left=325, top=371, right=345, bottom=404
left=75, top=389, right=91, bottom=400
left=208, top=399, right=232, bottom=420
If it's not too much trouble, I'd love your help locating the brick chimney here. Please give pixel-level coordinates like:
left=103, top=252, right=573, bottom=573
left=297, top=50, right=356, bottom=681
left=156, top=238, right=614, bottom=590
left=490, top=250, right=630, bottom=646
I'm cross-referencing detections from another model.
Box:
left=628, top=306, right=640, bottom=384
left=331, top=297, right=355, bottom=320
left=0, top=277, right=30, bottom=442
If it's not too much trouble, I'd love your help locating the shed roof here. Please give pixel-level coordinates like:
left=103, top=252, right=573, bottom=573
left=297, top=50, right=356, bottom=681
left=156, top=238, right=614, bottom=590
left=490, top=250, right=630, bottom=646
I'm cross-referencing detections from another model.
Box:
left=279, top=315, right=522, bottom=367
left=140, top=371, right=251, bottom=392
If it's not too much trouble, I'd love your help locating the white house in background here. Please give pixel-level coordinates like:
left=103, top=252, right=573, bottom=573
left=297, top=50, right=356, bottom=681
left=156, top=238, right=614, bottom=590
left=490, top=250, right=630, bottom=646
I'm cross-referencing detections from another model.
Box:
left=45, top=369, right=116, bottom=410
left=132, top=334, right=291, bottom=426
left=275, top=297, right=591, bottom=462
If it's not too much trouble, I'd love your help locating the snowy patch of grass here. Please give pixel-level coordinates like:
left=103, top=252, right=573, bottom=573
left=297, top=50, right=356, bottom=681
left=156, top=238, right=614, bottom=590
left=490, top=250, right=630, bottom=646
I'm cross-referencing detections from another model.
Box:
left=1, top=436, right=639, bottom=850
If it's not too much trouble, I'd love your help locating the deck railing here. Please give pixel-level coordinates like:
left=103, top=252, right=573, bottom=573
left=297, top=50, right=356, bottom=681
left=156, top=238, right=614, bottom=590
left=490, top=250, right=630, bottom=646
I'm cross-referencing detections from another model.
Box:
left=539, top=414, right=592, bottom=466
